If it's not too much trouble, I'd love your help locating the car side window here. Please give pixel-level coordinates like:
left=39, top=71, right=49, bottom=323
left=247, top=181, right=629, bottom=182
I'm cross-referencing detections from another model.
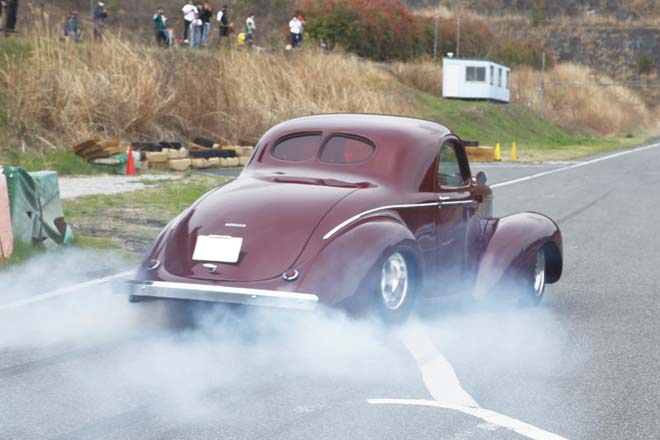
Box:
left=437, top=143, right=465, bottom=187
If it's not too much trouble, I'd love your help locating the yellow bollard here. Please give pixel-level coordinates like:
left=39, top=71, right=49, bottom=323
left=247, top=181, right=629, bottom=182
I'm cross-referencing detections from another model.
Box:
left=494, top=143, right=501, bottom=161
left=510, top=142, right=517, bottom=161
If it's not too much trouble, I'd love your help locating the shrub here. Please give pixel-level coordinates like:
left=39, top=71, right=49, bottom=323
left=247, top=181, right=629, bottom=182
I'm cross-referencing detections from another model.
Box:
left=295, top=1, right=507, bottom=62
left=295, top=0, right=427, bottom=60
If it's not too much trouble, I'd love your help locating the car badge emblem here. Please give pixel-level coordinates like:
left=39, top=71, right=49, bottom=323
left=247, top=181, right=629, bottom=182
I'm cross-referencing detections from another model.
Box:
left=202, top=263, right=218, bottom=273
left=225, top=223, right=246, bottom=228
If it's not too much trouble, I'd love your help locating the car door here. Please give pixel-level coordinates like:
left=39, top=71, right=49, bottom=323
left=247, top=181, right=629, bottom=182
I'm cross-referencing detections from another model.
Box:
left=433, top=141, right=480, bottom=294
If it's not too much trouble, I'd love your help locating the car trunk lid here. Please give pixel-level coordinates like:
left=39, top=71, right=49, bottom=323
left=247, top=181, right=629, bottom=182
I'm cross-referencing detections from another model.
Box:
left=164, top=176, right=360, bottom=282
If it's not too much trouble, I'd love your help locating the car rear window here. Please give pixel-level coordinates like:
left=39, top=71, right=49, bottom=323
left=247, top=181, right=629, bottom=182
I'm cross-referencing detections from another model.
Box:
left=271, top=134, right=321, bottom=162
left=320, top=135, right=374, bottom=164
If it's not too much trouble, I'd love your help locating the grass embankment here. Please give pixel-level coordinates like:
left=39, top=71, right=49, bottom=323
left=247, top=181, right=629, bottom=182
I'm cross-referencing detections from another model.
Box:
left=0, top=36, right=657, bottom=168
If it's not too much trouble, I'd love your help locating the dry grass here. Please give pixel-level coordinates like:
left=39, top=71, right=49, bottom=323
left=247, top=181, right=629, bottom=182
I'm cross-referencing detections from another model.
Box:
left=511, top=63, right=659, bottom=135
left=387, top=59, right=658, bottom=136
left=390, top=60, right=443, bottom=97
left=0, top=35, right=411, bottom=149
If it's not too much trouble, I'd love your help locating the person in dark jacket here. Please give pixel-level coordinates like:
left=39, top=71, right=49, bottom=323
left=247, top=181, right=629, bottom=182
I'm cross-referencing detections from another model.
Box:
left=216, top=5, right=230, bottom=48
left=199, top=2, right=212, bottom=46
left=153, top=7, right=168, bottom=47
left=92, top=1, right=107, bottom=41
left=63, top=10, right=80, bottom=42
left=4, top=0, right=18, bottom=33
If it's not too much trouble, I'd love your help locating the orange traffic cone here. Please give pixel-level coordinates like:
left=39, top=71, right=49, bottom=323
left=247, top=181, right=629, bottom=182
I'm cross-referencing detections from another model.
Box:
left=126, top=146, right=137, bottom=176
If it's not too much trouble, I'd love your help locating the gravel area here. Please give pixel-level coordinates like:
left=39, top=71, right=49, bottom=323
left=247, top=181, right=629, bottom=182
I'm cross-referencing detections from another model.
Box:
left=59, top=174, right=181, bottom=199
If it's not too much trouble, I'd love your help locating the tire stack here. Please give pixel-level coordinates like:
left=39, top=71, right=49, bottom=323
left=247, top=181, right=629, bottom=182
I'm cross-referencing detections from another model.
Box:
left=133, top=138, right=255, bottom=171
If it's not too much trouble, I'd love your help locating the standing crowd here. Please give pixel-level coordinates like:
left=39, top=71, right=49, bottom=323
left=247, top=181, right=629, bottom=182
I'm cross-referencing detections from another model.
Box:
left=56, top=1, right=320, bottom=53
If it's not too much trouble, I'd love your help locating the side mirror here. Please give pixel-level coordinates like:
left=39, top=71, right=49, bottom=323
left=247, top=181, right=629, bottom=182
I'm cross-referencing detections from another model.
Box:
left=475, top=171, right=488, bottom=186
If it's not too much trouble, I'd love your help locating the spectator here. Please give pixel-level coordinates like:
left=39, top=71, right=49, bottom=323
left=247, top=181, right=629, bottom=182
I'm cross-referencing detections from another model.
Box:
left=320, top=38, right=328, bottom=53
left=216, top=4, right=230, bottom=48
left=5, top=0, right=18, bottom=33
left=199, top=2, right=212, bottom=47
left=63, top=10, right=80, bottom=42
left=153, top=7, right=168, bottom=47
left=189, top=11, right=202, bottom=47
left=245, top=13, right=255, bottom=48
left=298, top=14, right=305, bottom=46
left=181, top=1, right=196, bottom=42
left=92, top=1, right=107, bottom=41
left=288, top=15, right=301, bottom=48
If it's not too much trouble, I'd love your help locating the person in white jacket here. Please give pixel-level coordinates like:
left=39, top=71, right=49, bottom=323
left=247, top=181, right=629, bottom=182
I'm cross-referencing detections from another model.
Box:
left=288, top=16, right=301, bottom=48
left=181, top=2, right=197, bottom=41
left=245, top=14, right=255, bottom=48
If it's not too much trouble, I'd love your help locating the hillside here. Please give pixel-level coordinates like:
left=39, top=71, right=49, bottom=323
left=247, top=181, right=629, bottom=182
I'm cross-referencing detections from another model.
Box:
left=2, top=34, right=645, bottom=168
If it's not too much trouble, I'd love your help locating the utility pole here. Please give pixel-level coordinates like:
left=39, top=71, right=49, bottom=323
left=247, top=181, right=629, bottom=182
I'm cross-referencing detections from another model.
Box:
left=90, top=0, right=94, bottom=18
left=540, top=51, right=546, bottom=117
left=456, top=15, right=460, bottom=57
left=433, top=6, right=439, bottom=60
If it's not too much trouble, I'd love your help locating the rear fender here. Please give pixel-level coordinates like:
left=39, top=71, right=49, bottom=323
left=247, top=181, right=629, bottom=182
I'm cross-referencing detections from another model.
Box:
left=297, top=217, right=422, bottom=309
left=474, top=212, right=562, bottom=299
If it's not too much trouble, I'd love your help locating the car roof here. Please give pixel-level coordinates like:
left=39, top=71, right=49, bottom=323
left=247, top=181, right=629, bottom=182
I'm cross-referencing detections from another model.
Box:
left=267, top=114, right=451, bottom=148
left=248, top=114, right=455, bottom=191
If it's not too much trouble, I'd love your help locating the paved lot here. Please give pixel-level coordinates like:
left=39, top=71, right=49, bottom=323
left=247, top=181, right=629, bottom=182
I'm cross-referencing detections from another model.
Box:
left=1, top=144, right=659, bottom=439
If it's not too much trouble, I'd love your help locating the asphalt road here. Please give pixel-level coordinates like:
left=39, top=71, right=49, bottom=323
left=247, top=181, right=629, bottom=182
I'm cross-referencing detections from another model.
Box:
left=1, top=145, right=659, bottom=439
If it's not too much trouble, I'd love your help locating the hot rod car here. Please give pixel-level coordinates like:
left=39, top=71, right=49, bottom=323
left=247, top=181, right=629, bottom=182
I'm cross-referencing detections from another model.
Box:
left=126, top=114, right=562, bottom=320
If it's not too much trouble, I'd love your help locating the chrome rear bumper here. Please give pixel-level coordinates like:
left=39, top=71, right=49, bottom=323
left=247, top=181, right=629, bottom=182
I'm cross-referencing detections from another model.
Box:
left=127, top=280, right=319, bottom=311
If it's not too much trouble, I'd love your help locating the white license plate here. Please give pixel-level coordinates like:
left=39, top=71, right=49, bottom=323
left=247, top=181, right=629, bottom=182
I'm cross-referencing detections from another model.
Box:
left=192, top=235, right=243, bottom=263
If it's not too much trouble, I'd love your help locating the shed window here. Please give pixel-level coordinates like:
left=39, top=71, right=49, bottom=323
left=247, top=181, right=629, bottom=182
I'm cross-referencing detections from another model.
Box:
left=320, top=135, right=374, bottom=164
left=490, top=65, right=494, bottom=85
left=271, top=134, right=321, bottom=162
left=466, top=66, right=486, bottom=82
left=506, top=70, right=510, bottom=89
left=498, top=68, right=502, bottom=87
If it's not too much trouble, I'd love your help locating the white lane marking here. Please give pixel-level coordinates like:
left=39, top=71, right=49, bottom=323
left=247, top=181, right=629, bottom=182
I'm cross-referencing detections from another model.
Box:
left=381, top=324, right=570, bottom=440
left=0, top=270, right=134, bottom=311
left=398, top=324, right=477, bottom=407
left=368, top=399, right=569, bottom=440
left=490, top=141, right=660, bottom=189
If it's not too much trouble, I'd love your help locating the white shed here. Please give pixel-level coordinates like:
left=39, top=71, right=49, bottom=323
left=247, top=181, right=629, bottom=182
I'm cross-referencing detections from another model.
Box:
left=442, top=57, right=510, bottom=103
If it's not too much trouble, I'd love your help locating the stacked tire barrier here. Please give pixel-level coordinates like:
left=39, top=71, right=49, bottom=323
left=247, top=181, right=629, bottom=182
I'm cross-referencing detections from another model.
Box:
left=140, top=143, right=254, bottom=171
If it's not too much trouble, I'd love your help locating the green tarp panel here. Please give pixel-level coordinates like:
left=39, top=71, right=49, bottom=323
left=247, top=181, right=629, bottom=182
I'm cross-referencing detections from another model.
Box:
left=2, top=167, right=73, bottom=246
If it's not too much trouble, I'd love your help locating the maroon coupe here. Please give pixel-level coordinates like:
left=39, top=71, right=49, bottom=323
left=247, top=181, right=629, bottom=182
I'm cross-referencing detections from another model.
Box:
left=127, top=114, right=562, bottom=320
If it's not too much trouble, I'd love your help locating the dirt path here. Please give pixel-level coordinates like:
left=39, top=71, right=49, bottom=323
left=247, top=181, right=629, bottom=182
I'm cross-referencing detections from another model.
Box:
left=59, top=174, right=181, bottom=199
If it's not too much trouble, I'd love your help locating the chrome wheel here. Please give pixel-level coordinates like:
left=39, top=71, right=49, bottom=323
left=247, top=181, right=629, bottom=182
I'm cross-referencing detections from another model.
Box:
left=532, top=249, right=546, bottom=298
left=380, top=252, right=409, bottom=311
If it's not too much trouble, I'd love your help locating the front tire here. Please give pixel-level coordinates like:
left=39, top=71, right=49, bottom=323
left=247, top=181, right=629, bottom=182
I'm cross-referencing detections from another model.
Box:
left=519, top=248, right=546, bottom=307
left=376, top=251, right=416, bottom=322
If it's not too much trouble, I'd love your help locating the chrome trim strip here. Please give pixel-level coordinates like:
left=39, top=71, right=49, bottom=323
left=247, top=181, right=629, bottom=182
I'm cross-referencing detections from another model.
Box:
left=438, top=200, right=480, bottom=207
left=322, top=202, right=439, bottom=240
left=128, top=280, right=319, bottom=310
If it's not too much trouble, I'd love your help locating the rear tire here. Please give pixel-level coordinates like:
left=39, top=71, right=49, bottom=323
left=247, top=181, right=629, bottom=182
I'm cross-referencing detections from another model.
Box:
left=375, top=251, right=416, bottom=323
